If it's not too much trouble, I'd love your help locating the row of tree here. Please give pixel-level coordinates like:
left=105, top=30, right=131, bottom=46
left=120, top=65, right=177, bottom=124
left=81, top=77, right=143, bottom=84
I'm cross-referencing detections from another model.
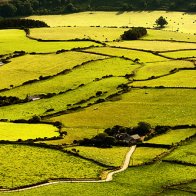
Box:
left=0, top=18, right=49, bottom=29
left=0, top=0, right=195, bottom=17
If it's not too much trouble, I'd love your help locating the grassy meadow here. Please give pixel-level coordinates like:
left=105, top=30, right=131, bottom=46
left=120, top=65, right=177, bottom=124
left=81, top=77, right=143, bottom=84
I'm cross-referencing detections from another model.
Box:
left=2, top=162, right=196, bottom=196
left=108, top=40, right=196, bottom=52
left=146, top=128, right=196, bottom=145
left=132, top=70, right=196, bottom=88
left=26, top=11, right=196, bottom=34
left=0, top=52, right=106, bottom=90
left=0, top=29, right=100, bottom=55
left=164, top=137, right=196, bottom=164
left=0, top=9, right=195, bottom=195
left=0, top=144, right=105, bottom=189
left=66, top=146, right=129, bottom=167
left=52, top=89, right=196, bottom=128
left=130, top=147, right=168, bottom=166
left=0, top=122, right=58, bottom=141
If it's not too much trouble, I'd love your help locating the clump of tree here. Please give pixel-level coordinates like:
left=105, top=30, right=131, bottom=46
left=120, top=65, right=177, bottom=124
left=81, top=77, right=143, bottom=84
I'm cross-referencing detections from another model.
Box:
left=121, top=27, right=147, bottom=40
left=0, top=95, right=24, bottom=107
left=155, top=16, right=168, bottom=28
left=77, top=122, right=153, bottom=147
left=0, top=0, right=195, bottom=17
left=0, top=18, right=49, bottom=29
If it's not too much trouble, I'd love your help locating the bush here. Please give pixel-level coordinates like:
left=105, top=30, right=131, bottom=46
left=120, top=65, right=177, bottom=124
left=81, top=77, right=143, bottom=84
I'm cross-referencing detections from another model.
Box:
left=121, top=27, right=147, bottom=40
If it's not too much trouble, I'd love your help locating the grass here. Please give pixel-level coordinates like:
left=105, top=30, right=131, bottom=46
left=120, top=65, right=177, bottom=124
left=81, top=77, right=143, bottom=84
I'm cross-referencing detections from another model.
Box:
left=130, top=147, right=168, bottom=166
left=0, top=122, right=59, bottom=141
left=1, top=58, right=139, bottom=98
left=66, top=146, right=129, bottom=167
left=108, top=40, right=196, bottom=52
left=0, top=144, right=105, bottom=189
left=0, top=77, right=127, bottom=120
left=0, top=52, right=106, bottom=90
left=51, top=89, right=196, bottom=128
left=85, top=47, right=166, bottom=62
left=146, top=128, right=196, bottom=145
left=143, top=29, right=196, bottom=42
left=2, top=162, right=196, bottom=195
left=164, top=137, right=196, bottom=164
left=26, top=11, right=196, bottom=34
left=0, top=29, right=100, bottom=55
left=44, top=127, right=104, bottom=145
left=159, top=189, right=196, bottom=196
left=132, top=70, right=196, bottom=88
left=133, top=60, right=194, bottom=80
left=30, top=27, right=125, bottom=42
left=161, top=50, right=196, bottom=59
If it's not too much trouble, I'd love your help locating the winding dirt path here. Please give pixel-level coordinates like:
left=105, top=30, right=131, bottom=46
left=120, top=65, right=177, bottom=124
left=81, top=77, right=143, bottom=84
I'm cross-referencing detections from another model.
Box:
left=1, top=145, right=136, bottom=193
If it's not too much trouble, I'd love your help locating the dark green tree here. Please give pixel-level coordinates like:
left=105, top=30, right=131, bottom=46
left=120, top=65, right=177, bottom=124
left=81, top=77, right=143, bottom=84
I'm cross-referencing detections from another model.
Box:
left=155, top=16, right=168, bottom=28
left=0, top=3, right=17, bottom=17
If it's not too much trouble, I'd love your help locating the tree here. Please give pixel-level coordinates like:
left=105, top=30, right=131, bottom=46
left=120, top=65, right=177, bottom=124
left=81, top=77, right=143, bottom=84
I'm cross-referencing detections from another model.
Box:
left=0, top=3, right=17, bottom=17
left=134, top=122, right=151, bottom=136
left=121, top=27, right=147, bottom=40
left=155, top=16, right=168, bottom=28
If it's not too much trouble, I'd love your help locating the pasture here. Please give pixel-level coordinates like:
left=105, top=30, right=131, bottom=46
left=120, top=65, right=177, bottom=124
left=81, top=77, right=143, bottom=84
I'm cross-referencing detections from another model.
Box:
left=133, top=60, right=194, bottom=80
left=0, top=29, right=100, bottom=55
left=30, top=27, right=125, bottom=42
left=30, top=27, right=196, bottom=43
left=0, top=52, right=106, bottom=90
left=0, top=9, right=196, bottom=194
left=0, top=144, right=105, bottom=189
left=26, top=11, right=196, bottom=34
left=164, top=137, right=196, bottom=164
left=130, top=147, right=168, bottom=166
left=146, top=128, right=196, bottom=145
left=132, top=70, right=196, bottom=88
left=52, top=89, right=196, bottom=128
left=2, top=162, right=196, bottom=195
left=0, top=122, right=58, bottom=141
left=45, top=127, right=104, bottom=145
left=66, top=146, right=129, bottom=167
left=108, top=40, right=196, bottom=52
left=85, top=47, right=166, bottom=62
left=161, top=50, right=196, bottom=59
left=0, top=77, right=127, bottom=120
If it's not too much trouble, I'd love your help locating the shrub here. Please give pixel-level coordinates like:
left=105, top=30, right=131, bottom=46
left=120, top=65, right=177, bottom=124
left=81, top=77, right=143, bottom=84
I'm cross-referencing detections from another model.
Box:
left=121, top=27, right=147, bottom=40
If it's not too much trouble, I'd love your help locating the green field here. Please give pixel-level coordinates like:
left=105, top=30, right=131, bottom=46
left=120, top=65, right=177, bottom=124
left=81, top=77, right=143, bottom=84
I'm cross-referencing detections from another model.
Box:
left=1, top=58, right=138, bottom=98
left=52, top=89, right=196, bottom=128
left=132, top=70, right=196, bottom=88
left=0, top=10, right=196, bottom=195
left=0, top=122, right=58, bottom=141
left=30, top=27, right=196, bottom=43
left=164, top=137, right=196, bottom=164
left=161, top=50, right=196, bottom=59
left=143, top=29, right=196, bottom=42
left=30, top=27, right=125, bottom=42
left=2, top=162, right=196, bottom=195
left=26, top=11, right=196, bottom=34
left=0, top=144, right=105, bottom=189
left=0, top=52, right=106, bottom=90
left=85, top=47, right=166, bottom=62
left=108, top=40, right=196, bottom=52
left=0, top=29, right=100, bottom=55
left=133, top=60, right=194, bottom=80
left=130, top=147, right=168, bottom=166
left=0, top=77, right=127, bottom=120
left=66, top=146, right=129, bottom=167
left=146, top=128, right=196, bottom=145
left=45, top=127, right=104, bottom=145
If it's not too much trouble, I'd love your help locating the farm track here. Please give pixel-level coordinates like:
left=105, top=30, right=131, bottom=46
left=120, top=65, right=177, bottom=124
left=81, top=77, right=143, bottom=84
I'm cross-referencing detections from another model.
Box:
left=0, top=145, right=136, bottom=193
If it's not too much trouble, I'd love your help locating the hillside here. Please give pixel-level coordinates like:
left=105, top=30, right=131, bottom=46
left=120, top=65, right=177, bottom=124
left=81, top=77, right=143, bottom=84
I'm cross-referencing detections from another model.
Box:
left=0, top=0, right=196, bottom=17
